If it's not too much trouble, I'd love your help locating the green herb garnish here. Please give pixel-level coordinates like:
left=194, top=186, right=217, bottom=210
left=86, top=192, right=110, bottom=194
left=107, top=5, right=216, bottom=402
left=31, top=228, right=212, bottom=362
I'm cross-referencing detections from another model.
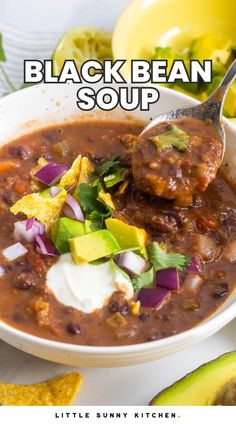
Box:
left=150, top=124, right=189, bottom=152
left=132, top=267, right=154, bottom=292
left=77, top=183, right=112, bottom=230
left=91, top=156, right=120, bottom=178
left=91, top=156, right=127, bottom=189
left=103, top=166, right=127, bottom=188
left=148, top=242, right=190, bottom=271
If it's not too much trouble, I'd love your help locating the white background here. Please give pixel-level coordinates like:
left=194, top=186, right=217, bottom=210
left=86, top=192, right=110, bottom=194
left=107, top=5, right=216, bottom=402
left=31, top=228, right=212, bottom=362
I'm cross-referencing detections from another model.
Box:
left=0, top=0, right=236, bottom=407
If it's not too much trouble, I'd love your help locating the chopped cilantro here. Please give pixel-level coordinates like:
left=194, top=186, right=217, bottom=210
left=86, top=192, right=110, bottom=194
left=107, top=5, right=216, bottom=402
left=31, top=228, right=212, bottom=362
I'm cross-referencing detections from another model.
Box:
left=104, top=166, right=127, bottom=188
left=91, top=156, right=120, bottom=178
left=132, top=267, right=154, bottom=292
left=77, top=183, right=112, bottom=230
left=148, top=242, right=190, bottom=271
left=150, top=124, right=189, bottom=152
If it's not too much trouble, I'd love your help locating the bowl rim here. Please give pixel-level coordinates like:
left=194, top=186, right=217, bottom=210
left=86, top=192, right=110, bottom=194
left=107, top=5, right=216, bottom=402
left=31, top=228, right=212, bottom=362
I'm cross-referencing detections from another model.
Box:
left=0, top=296, right=235, bottom=353
left=0, top=82, right=236, bottom=356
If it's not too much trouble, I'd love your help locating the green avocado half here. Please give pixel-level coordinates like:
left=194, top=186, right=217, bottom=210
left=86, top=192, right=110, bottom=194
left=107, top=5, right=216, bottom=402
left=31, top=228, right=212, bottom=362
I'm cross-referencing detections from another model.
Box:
left=150, top=351, right=236, bottom=406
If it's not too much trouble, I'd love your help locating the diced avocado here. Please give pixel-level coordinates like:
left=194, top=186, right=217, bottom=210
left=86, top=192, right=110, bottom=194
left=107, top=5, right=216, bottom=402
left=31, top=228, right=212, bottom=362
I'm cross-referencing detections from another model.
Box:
left=84, top=219, right=93, bottom=233
left=150, top=351, right=236, bottom=405
left=51, top=217, right=86, bottom=254
left=152, top=46, right=175, bottom=88
left=69, top=230, right=120, bottom=264
left=174, top=59, right=199, bottom=94
left=40, top=187, right=53, bottom=198
left=190, top=34, right=232, bottom=73
left=207, top=77, right=236, bottom=118
left=105, top=218, right=148, bottom=258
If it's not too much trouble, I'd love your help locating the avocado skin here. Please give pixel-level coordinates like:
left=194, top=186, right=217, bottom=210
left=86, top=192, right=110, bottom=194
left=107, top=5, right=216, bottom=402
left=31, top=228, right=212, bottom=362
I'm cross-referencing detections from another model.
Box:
left=150, top=351, right=236, bottom=406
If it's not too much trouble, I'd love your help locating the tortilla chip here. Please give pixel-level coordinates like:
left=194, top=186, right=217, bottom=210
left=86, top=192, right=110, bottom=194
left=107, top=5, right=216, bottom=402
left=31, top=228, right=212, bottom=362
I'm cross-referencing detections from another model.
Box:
left=98, top=190, right=115, bottom=209
left=0, top=372, right=83, bottom=406
left=76, top=156, right=93, bottom=187
left=72, top=157, right=94, bottom=200
left=10, top=188, right=67, bottom=229
left=59, top=155, right=82, bottom=190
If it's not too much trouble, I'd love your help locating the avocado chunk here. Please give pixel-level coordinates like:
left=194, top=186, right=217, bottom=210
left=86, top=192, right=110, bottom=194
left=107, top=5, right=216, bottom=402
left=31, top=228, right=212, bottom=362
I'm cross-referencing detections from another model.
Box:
left=105, top=218, right=148, bottom=258
left=51, top=217, right=91, bottom=254
left=190, top=34, right=232, bottom=74
left=150, top=351, right=236, bottom=406
left=69, top=229, right=120, bottom=264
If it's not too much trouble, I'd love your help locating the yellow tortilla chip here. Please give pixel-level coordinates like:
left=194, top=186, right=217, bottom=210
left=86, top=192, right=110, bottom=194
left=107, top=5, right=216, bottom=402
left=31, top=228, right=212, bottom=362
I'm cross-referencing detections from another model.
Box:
left=0, top=372, right=83, bottom=406
left=98, top=190, right=115, bottom=209
left=59, top=155, right=82, bottom=190
left=10, top=189, right=67, bottom=229
left=76, top=156, right=93, bottom=187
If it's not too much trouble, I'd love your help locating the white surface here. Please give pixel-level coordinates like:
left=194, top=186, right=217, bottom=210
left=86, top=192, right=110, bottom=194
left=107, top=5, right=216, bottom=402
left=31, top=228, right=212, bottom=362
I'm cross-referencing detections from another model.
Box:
left=46, top=254, right=133, bottom=313
left=0, top=319, right=235, bottom=405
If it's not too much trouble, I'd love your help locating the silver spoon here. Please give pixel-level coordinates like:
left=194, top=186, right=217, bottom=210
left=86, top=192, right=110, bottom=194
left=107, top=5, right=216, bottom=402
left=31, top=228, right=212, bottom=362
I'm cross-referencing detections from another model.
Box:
left=140, top=59, right=236, bottom=160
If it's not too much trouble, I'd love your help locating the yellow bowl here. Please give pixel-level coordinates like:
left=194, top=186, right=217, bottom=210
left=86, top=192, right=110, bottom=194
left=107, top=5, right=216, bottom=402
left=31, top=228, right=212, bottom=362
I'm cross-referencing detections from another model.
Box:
left=113, top=0, right=236, bottom=78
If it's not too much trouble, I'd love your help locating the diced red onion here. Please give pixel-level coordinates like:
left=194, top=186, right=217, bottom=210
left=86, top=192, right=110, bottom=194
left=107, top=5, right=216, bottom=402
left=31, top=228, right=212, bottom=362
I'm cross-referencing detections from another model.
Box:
left=2, top=242, right=28, bottom=262
left=0, top=265, right=5, bottom=277
left=34, top=162, right=68, bottom=186
left=14, top=219, right=45, bottom=243
left=26, top=217, right=34, bottom=230
left=183, top=273, right=203, bottom=293
left=138, top=287, right=170, bottom=308
left=63, top=194, right=84, bottom=222
left=187, top=255, right=203, bottom=273
left=156, top=268, right=180, bottom=291
left=35, top=235, right=59, bottom=256
left=50, top=186, right=62, bottom=197
left=116, top=251, right=146, bottom=275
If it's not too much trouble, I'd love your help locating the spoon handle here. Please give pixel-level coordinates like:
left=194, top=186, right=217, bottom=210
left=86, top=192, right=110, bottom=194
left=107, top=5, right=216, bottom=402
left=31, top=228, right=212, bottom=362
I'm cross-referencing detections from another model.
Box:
left=208, top=59, right=236, bottom=109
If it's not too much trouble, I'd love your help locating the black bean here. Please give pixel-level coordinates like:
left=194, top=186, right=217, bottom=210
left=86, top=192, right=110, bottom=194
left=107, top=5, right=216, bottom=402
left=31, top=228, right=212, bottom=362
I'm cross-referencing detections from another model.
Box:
left=138, top=312, right=150, bottom=321
left=12, top=312, right=24, bottom=322
left=9, top=145, right=32, bottom=160
left=147, top=331, right=159, bottom=341
left=13, top=271, right=36, bottom=290
left=108, top=300, right=119, bottom=313
left=212, top=282, right=228, bottom=298
left=66, top=322, right=81, bottom=335
left=42, top=131, right=59, bottom=142
left=2, top=190, right=19, bottom=206
left=119, top=303, right=129, bottom=316
left=212, top=232, right=227, bottom=245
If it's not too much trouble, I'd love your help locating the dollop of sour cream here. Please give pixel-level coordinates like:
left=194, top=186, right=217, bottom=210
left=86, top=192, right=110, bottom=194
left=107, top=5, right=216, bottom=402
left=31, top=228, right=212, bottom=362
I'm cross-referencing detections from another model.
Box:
left=46, top=254, right=134, bottom=313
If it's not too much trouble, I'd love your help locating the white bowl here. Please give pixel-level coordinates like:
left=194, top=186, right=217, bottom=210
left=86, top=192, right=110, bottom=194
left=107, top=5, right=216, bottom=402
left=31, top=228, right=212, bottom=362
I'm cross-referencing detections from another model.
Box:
left=0, top=82, right=236, bottom=367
